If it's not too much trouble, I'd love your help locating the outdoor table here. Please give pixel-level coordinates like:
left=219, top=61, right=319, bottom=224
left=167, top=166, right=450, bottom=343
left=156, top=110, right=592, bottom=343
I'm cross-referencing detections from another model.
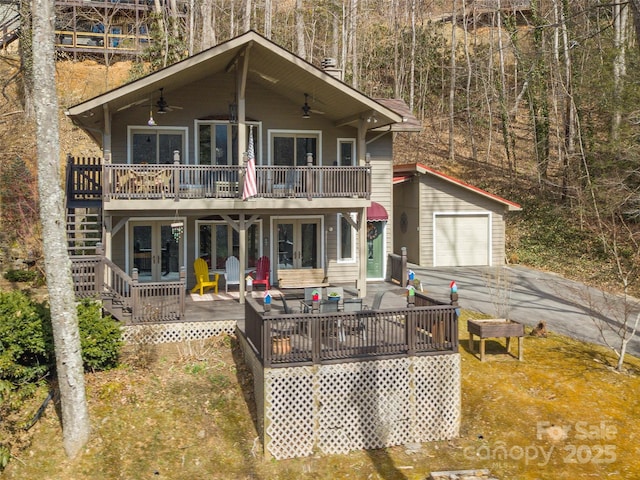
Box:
left=467, top=318, right=524, bottom=361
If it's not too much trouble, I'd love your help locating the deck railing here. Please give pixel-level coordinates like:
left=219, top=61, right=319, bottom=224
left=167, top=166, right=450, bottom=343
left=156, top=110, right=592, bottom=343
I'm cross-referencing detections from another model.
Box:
left=244, top=292, right=458, bottom=367
left=102, top=163, right=371, bottom=201
left=55, top=30, right=150, bottom=54
left=70, top=252, right=186, bottom=323
left=388, top=246, right=408, bottom=286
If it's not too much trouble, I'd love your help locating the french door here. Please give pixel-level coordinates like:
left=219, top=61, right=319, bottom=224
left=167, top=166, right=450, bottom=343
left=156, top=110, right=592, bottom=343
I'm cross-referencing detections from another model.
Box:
left=130, top=220, right=184, bottom=282
left=275, top=218, right=321, bottom=271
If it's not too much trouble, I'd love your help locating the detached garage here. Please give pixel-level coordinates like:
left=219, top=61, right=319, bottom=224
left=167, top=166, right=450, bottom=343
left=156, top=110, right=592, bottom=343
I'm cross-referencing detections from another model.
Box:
left=393, top=163, right=521, bottom=267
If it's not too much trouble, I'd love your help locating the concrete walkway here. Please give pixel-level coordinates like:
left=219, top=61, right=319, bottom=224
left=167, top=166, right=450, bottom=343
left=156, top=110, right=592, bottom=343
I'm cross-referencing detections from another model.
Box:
left=405, top=264, right=640, bottom=358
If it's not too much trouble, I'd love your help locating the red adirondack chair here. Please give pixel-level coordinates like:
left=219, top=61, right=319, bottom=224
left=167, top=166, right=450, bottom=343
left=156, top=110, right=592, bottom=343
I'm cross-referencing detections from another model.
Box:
left=252, top=256, right=270, bottom=291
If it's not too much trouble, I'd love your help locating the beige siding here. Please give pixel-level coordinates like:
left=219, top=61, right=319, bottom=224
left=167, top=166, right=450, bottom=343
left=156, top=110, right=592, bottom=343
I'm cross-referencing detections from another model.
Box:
left=419, top=176, right=507, bottom=267
left=367, top=135, right=393, bottom=279
left=109, top=75, right=359, bottom=166
left=105, top=79, right=396, bottom=287
left=393, top=180, right=421, bottom=264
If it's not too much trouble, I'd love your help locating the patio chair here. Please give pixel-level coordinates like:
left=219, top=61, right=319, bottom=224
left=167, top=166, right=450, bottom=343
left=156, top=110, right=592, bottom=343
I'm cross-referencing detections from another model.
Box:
left=280, top=294, right=296, bottom=314
left=319, top=300, right=338, bottom=313
left=190, top=257, right=219, bottom=295
left=343, top=298, right=363, bottom=312
left=252, top=256, right=270, bottom=291
left=156, top=169, right=173, bottom=197
left=224, top=256, right=241, bottom=293
left=301, top=287, right=324, bottom=312
left=368, top=290, right=388, bottom=310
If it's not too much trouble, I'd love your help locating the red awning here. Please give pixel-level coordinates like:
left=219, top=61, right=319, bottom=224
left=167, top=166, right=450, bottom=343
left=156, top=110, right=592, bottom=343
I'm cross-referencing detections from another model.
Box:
left=367, top=202, right=388, bottom=221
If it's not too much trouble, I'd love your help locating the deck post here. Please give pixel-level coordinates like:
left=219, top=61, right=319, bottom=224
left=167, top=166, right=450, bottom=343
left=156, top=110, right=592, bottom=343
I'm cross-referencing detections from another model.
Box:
left=173, top=151, right=180, bottom=201
left=400, top=246, right=407, bottom=288
left=306, top=153, right=313, bottom=200
left=179, top=267, right=186, bottom=320
left=95, top=242, right=105, bottom=295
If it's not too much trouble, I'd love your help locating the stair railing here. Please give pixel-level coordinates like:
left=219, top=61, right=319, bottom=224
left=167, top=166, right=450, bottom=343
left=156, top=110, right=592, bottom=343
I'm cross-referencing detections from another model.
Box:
left=71, top=243, right=186, bottom=323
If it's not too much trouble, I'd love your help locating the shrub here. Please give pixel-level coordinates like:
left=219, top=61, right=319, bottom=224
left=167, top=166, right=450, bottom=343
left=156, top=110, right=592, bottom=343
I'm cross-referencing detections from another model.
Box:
left=76, top=299, right=122, bottom=372
left=0, top=293, right=122, bottom=386
left=3, top=269, right=38, bottom=283
left=0, top=291, right=53, bottom=385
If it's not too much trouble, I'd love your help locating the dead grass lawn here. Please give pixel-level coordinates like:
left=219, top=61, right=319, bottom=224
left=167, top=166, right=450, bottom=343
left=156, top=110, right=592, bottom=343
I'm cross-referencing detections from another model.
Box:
left=2, top=312, right=639, bottom=480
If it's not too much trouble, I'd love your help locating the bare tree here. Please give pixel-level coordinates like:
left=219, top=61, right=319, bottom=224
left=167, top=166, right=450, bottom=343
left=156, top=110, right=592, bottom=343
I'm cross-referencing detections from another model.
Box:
left=348, top=0, right=358, bottom=88
left=31, top=0, right=90, bottom=458
left=296, top=0, right=306, bottom=59
left=409, top=0, right=416, bottom=110
left=244, top=0, right=252, bottom=32
left=200, top=0, right=216, bottom=51
left=611, top=0, right=629, bottom=143
left=448, top=0, right=457, bottom=161
left=264, top=0, right=272, bottom=38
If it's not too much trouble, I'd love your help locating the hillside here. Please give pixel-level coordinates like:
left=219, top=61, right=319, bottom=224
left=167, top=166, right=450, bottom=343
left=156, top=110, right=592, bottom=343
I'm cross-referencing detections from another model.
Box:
left=0, top=50, right=629, bottom=297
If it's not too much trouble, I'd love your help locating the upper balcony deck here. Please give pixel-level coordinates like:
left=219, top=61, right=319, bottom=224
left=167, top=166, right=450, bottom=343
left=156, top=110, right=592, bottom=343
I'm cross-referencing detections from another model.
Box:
left=65, top=157, right=372, bottom=211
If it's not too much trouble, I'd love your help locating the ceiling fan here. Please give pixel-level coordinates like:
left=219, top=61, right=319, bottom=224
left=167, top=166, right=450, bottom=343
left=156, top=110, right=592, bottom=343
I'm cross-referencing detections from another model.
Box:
left=301, top=93, right=325, bottom=118
left=156, top=88, right=182, bottom=114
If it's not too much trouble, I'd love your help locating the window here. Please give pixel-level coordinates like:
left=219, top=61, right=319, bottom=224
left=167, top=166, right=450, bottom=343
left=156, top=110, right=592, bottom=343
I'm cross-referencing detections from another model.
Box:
left=197, top=221, right=261, bottom=269
left=129, top=127, right=187, bottom=164
left=337, top=214, right=356, bottom=262
left=269, top=130, right=321, bottom=165
left=337, top=138, right=356, bottom=166
left=196, top=121, right=260, bottom=166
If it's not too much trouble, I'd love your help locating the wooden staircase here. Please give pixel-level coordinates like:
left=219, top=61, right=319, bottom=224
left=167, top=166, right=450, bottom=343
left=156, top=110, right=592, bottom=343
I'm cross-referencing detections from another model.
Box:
left=67, top=209, right=102, bottom=256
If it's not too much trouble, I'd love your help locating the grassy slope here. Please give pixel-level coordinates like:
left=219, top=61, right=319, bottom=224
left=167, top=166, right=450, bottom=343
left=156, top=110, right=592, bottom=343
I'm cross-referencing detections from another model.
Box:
left=3, top=313, right=639, bottom=480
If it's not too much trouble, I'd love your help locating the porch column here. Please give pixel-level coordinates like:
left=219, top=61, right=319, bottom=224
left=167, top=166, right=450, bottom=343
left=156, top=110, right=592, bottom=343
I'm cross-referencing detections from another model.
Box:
left=102, top=104, right=111, bottom=154
left=358, top=206, right=367, bottom=298
left=238, top=214, right=247, bottom=304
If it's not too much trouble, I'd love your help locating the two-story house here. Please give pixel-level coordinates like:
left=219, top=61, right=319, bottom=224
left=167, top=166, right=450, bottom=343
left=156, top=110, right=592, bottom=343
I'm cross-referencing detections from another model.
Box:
left=66, top=29, right=420, bottom=303
left=65, top=30, right=464, bottom=460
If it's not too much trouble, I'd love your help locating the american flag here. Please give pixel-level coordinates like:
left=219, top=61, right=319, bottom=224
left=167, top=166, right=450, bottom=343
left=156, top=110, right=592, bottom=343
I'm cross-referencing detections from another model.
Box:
left=242, top=127, right=257, bottom=200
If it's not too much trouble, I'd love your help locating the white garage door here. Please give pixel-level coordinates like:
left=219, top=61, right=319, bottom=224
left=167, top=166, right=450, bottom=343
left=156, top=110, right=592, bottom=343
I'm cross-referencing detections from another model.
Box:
left=435, top=214, right=490, bottom=266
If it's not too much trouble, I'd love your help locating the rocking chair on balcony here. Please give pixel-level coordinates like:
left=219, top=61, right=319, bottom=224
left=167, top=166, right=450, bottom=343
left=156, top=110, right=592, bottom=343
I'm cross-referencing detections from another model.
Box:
left=190, top=258, right=219, bottom=295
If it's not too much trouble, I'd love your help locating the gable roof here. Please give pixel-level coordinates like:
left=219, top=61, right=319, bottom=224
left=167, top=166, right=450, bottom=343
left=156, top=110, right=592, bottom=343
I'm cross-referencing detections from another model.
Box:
left=373, top=98, right=422, bottom=132
left=393, top=163, right=522, bottom=211
left=67, top=30, right=408, bottom=134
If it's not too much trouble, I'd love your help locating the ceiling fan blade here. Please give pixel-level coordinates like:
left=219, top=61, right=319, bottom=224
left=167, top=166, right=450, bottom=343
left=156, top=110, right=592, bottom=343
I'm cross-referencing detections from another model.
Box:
left=116, top=97, right=149, bottom=112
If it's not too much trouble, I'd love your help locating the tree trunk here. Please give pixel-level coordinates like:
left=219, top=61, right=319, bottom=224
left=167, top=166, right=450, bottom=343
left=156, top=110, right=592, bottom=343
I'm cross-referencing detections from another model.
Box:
left=611, top=0, right=628, bottom=144
left=31, top=0, right=90, bottom=459
left=349, top=0, right=359, bottom=89
left=296, top=0, right=306, bottom=59
left=448, top=0, right=457, bottom=161
left=264, top=0, right=272, bottom=38
left=461, top=0, right=477, bottom=161
left=409, top=0, right=416, bottom=110
left=200, top=0, right=215, bottom=51
left=18, top=3, right=34, bottom=118
left=244, top=0, right=252, bottom=32
left=560, top=0, right=575, bottom=201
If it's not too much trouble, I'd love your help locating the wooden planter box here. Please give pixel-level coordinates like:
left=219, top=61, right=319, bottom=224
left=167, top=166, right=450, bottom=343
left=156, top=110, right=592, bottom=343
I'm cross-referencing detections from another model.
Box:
left=467, top=319, right=524, bottom=361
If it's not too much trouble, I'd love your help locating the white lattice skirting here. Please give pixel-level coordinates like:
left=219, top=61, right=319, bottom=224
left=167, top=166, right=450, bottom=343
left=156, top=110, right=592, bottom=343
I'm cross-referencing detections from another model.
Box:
left=121, top=320, right=236, bottom=344
left=237, top=332, right=461, bottom=460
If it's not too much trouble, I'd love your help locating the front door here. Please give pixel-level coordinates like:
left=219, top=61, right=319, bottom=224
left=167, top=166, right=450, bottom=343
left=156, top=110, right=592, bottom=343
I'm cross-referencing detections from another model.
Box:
left=366, top=221, right=385, bottom=279
left=275, top=218, right=321, bottom=272
left=131, top=220, right=184, bottom=282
